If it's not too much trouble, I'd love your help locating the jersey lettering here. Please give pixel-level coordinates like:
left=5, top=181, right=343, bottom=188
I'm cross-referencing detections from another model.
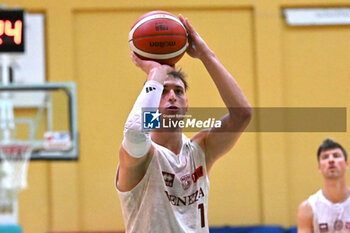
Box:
left=164, top=187, right=205, bottom=206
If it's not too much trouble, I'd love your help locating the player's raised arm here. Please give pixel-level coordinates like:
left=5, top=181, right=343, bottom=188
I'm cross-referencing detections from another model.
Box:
left=179, top=15, right=252, bottom=172
left=117, top=53, right=173, bottom=191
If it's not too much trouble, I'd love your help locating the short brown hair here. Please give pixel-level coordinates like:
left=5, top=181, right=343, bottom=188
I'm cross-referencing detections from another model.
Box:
left=167, top=69, right=188, bottom=91
left=317, top=138, right=347, bottom=161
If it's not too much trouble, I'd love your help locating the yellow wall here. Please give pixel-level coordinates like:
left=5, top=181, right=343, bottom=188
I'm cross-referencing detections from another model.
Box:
left=2, top=0, right=350, bottom=232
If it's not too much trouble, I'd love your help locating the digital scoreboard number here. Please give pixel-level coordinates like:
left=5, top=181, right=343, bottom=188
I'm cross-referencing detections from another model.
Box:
left=0, top=9, right=24, bottom=53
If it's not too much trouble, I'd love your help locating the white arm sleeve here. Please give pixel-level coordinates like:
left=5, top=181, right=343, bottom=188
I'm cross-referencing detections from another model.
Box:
left=122, top=80, right=163, bottom=158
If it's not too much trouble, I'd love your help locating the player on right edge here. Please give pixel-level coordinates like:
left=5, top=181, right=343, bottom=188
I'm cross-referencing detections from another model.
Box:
left=116, top=14, right=251, bottom=232
left=297, top=138, right=350, bottom=233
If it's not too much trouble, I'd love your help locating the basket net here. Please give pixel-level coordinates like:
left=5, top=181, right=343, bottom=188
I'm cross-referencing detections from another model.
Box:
left=0, top=142, right=32, bottom=190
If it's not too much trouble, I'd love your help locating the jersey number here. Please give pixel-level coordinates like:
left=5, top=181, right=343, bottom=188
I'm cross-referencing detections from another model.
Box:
left=198, top=203, right=205, bottom=228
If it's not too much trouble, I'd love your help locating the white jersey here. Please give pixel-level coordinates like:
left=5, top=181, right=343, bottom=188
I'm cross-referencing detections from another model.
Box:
left=307, top=189, right=350, bottom=233
left=117, top=134, right=210, bottom=233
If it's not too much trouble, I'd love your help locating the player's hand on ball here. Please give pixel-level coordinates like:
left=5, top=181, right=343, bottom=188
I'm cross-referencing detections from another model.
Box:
left=178, top=14, right=212, bottom=60
left=131, top=52, right=174, bottom=83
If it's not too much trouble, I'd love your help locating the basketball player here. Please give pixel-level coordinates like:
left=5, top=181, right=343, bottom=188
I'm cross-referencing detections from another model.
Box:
left=116, top=14, right=251, bottom=233
left=297, top=138, right=350, bottom=233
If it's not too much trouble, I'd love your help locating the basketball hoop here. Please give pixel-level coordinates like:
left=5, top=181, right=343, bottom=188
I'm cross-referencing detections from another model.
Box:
left=0, top=141, right=31, bottom=224
left=0, top=141, right=32, bottom=190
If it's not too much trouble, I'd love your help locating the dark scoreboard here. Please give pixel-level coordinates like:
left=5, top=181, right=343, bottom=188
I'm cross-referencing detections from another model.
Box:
left=0, top=10, right=24, bottom=53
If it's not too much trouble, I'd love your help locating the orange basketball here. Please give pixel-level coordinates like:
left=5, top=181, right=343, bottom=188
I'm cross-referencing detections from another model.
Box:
left=128, top=11, right=188, bottom=66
